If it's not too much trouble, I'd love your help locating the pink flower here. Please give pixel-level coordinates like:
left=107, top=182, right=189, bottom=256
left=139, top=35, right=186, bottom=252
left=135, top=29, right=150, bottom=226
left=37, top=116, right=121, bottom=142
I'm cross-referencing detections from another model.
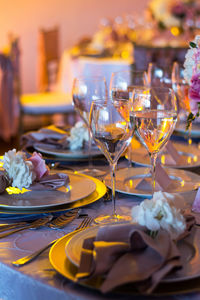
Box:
left=189, top=73, right=200, bottom=114
left=171, top=2, right=186, bottom=18
left=28, top=152, right=49, bottom=181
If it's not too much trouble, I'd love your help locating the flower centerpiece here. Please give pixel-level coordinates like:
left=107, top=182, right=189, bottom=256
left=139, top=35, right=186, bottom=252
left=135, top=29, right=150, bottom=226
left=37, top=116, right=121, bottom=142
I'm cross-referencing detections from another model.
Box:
left=148, top=0, right=200, bottom=35
left=184, top=35, right=200, bottom=128
left=0, top=149, right=69, bottom=193
left=131, top=191, right=186, bottom=240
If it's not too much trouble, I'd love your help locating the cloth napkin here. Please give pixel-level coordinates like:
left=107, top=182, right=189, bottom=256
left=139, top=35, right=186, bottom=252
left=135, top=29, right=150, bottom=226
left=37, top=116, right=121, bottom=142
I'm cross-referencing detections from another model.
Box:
left=20, top=126, right=69, bottom=150
left=76, top=222, right=193, bottom=294
left=30, top=173, right=70, bottom=190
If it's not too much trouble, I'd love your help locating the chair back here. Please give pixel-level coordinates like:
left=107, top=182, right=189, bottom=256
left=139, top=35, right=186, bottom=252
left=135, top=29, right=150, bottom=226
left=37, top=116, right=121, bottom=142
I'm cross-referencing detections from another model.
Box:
left=38, top=26, right=60, bottom=92
left=0, top=54, right=19, bottom=141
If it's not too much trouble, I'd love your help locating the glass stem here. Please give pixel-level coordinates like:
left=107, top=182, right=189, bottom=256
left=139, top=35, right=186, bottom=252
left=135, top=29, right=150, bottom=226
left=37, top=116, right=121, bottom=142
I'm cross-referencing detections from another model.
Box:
left=110, top=162, right=117, bottom=217
left=150, top=153, right=157, bottom=196
left=88, top=129, right=92, bottom=169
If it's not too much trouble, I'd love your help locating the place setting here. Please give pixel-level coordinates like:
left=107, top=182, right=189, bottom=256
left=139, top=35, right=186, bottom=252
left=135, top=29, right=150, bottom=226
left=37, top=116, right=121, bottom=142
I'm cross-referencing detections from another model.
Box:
left=0, top=149, right=107, bottom=217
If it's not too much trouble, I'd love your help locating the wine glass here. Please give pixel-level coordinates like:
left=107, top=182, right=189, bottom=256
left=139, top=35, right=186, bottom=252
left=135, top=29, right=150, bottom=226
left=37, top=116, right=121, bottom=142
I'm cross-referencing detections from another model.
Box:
left=147, top=63, right=172, bottom=88
left=110, top=69, right=148, bottom=165
left=132, top=87, right=177, bottom=196
left=72, top=76, right=107, bottom=176
left=171, top=62, right=192, bottom=145
left=89, top=98, right=134, bottom=224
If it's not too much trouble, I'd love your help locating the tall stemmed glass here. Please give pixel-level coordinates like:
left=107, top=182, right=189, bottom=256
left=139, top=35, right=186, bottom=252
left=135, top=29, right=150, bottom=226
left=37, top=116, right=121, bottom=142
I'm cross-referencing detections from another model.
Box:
left=90, top=98, right=134, bottom=224
left=171, top=62, right=192, bottom=145
left=72, top=76, right=107, bottom=176
left=110, top=69, right=148, bottom=100
left=110, top=69, right=148, bottom=165
left=132, top=87, right=177, bottom=196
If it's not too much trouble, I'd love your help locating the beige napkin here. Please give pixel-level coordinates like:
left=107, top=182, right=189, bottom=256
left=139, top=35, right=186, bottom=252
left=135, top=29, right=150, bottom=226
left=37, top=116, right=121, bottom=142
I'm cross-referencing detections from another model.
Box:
left=20, top=126, right=68, bottom=149
left=76, top=223, right=183, bottom=294
left=30, top=173, right=70, bottom=190
left=165, top=141, right=184, bottom=165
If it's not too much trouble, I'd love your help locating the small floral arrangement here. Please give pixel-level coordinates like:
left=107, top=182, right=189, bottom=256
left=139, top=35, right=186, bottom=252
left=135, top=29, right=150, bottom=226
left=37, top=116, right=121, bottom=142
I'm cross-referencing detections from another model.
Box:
left=149, top=0, right=200, bottom=32
left=2, top=149, right=49, bottom=190
left=131, top=191, right=186, bottom=240
left=184, top=35, right=200, bottom=128
left=66, top=121, right=89, bottom=151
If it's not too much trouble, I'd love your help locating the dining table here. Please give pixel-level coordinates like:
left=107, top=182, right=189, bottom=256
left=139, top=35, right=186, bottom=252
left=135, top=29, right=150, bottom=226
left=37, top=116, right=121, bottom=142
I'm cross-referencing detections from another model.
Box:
left=1, top=130, right=200, bottom=300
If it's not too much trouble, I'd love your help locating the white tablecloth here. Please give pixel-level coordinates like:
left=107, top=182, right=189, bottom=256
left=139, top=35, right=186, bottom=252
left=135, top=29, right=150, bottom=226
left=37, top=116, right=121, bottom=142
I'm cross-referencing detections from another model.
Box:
left=57, top=51, right=133, bottom=94
left=0, top=158, right=199, bottom=300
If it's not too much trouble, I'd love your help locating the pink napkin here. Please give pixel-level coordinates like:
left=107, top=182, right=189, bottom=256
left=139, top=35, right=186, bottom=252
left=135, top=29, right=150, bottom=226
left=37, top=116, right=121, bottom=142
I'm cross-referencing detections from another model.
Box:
left=165, top=141, right=184, bottom=165
left=76, top=223, right=184, bottom=294
left=30, top=173, right=70, bottom=190
left=192, top=188, right=200, bottom=213
left=135, top=163, right=174, bottom=192
left=20, top=127, right=68, bottom=149
left=0, top=171, right=9, bottom=194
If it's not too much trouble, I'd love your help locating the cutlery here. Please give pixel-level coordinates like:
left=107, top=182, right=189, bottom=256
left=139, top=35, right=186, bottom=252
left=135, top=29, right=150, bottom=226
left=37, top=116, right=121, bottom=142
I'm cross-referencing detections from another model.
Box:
left=0, top=209, right=80, bottom=233
left=48, top=209, right=79, bottom=229
left=12, top=216, right=94, bottom=267
left=0, top=216, right=52, bottom=239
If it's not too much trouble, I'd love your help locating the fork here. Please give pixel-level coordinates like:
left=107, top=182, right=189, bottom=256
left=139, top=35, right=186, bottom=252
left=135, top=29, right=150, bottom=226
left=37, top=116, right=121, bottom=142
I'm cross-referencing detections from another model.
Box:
left=12, top=216, right=94, bottom=267
left=0, top=216, right=52, bottom=239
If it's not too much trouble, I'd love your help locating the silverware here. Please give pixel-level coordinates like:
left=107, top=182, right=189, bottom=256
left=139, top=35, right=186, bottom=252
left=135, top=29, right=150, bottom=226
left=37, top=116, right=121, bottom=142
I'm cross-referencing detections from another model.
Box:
left=48, top=209, right=79, bottom=229
left=0, top=209, right=79, bottom=233
left=12, top=216, right=94, bottom=267
left=0, top=216, right=52, bottom=239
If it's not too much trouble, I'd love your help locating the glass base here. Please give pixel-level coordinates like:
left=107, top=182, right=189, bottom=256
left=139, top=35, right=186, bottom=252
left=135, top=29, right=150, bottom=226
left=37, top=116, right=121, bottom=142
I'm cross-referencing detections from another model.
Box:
left=77, top=168, right=106, bottom=177
left=94, top=214, right=131, bottom=225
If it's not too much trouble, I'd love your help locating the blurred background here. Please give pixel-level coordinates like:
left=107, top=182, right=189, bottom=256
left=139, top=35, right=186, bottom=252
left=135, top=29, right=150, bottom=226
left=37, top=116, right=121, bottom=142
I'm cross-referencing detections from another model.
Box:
left=0, top=0, right=148, bottom=94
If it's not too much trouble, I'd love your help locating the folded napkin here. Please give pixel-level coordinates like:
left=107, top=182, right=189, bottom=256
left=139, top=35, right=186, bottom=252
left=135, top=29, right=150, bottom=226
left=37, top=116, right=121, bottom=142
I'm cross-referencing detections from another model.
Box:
left=30, top=173, right=70, bottom=190
left=0, top=170, right=9, bottom=194
left=21, top=126, right=68, bottom=149
left=76, top=222, right=192, bottom=294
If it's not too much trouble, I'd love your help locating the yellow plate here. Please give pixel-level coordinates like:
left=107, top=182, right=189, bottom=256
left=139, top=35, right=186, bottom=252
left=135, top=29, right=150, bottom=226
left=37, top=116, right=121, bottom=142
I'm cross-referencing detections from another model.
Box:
left=0, top=173, right=107, bottom=214
left=49, top=230, right=200, bottom=296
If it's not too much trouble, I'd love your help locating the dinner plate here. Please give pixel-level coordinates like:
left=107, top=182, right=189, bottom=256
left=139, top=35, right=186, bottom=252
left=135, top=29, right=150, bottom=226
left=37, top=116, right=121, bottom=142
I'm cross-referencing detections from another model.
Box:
left=0, top=171, right=96, bottom=209
left=104, top=167, right=200, bottom=197
left=33, top=143, right=102, bottom=160
left=0, top=174, right=107, bottom=214
left=130, top=142, right=200, bottom=169
left=175, top=122, right=200, bottom=138
left=49, top=228, right=200, bottom=296
left=64, top=225, right=200, bottom=283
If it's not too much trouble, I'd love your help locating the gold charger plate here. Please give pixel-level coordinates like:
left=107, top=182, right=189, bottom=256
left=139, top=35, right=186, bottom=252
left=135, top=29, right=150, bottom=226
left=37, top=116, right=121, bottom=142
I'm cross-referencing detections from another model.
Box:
left=0, top=173, right=106, bottom=215
left=49, top=228, right=200, bottom=296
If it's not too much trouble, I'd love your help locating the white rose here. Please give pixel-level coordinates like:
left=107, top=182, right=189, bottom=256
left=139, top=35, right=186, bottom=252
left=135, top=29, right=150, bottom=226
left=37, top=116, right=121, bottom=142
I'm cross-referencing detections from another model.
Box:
left=3, top=149, right=35, bottom=189
left=131, top=192, right=186, bottom=239
left=67, top=121, right=89, bottom=150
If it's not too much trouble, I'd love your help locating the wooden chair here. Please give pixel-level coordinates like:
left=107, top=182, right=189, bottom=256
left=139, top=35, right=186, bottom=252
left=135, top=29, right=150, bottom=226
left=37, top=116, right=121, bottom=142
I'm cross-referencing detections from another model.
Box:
left=10, top=32, right=74, bottom=133
left=38, top=26, right=59, bottom=92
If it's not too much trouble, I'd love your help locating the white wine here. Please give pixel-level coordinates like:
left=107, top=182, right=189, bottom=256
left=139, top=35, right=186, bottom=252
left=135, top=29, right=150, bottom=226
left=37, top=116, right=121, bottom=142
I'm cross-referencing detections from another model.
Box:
left=134, top=110, right=177, bottom=154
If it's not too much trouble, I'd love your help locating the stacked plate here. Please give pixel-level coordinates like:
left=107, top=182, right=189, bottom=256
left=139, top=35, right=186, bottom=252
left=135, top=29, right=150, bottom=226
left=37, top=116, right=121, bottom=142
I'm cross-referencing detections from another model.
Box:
left=49, top=224, right=200, bottom=296
left=0, top=171, right=107, bottom=216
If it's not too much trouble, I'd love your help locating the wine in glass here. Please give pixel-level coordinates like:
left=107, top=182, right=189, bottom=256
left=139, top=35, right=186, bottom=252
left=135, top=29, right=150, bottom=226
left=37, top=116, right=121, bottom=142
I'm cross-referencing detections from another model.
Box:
left=132, top=87, right=177, bottom=195
left=110, top=69, right=148, bottom=165
left=72, top=76, right=107, bottom=176
left=90, top=98, right=134, bottom=224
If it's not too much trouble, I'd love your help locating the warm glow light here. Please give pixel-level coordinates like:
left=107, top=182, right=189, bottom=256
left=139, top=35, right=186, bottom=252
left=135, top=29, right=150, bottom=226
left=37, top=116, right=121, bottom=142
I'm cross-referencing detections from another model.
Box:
left=187, top=157, right=192, bottom=164
left=194, top=155, right=198, bottom=162
left=180, top=180, right=185, bottom=187
left=6, top=187, right=31, bottom=194
left=0, top=156, right=3, bottom=168
left=171, top=27, right=180, bottom=36
left=161, top=154, right=165, bottom=164
left=121, top=50, right=129, bottom=59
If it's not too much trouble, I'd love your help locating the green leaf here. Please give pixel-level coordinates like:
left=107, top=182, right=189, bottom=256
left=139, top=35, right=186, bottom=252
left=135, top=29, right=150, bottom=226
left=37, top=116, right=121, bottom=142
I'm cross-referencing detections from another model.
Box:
left=186, top=112, right=195, bottom=130
left=190, top=42, right=197, bottom=48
